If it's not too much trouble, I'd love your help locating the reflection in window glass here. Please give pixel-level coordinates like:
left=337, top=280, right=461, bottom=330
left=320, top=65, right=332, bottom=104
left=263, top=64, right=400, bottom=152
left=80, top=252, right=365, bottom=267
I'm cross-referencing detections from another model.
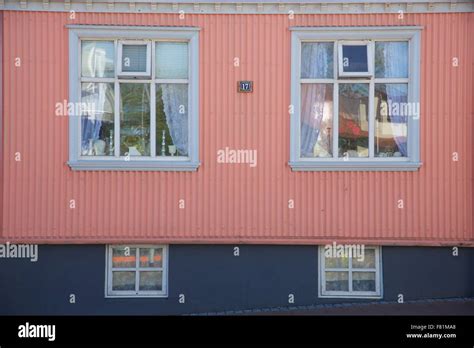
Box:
left=375, top=84, right=408, bottom=157
left=81, top=41, right=115, bottom=78
left=112, top=247, right=137, bottom=268
left=156, top=84, right=189, bottom=157
left=140, top=248, right=163, bottom=268
left=301, top=42, right=334, bottom=79
left=300, top=84, right=333, bottom=158
left=352, top=249, right=376, bottom=269
left=352, top=272, right=376, bottom=292
left=81, top=83, right=115, bottom=156
left=325, top=254, right=349, bottom=268
left=375, top=42, right=408, bottom=78
left=338, top=83, right=369, bottom=158
left=156, top=42, right=188, bottom=79
left=139, top=271, right=163, bottom=291
left=326, top=272, right=349, bottom=291
left=120, top=84, right=151, bottom=156
left=112, top=271, right=135, bottom=291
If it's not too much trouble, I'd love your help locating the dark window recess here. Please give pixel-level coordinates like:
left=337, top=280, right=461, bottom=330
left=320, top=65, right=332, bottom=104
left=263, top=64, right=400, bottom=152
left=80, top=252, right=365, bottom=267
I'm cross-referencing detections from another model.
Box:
left=342, top=45, right=368, bottom=72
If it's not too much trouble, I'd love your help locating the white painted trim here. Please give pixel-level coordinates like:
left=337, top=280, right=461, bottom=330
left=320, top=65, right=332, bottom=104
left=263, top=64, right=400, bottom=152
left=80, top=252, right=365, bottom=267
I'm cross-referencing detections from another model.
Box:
left=318, top=245, right=383, bottom=299
left=289, top=26, right=422, bottom=172
left=291, top=26, right=425, bottom=32
left=105, top=244, right=169, bottom=298
left=289, top=161, right=422, bottom=171
left=68, top=26, right=200, bottom=171
left=2, top=1, right=473, bottom=14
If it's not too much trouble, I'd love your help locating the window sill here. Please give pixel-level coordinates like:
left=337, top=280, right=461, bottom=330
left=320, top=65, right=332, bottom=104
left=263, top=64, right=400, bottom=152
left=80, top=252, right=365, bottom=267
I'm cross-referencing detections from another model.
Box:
left=68, top=160, right=200, bottom=172
left=289, top=161, right=422, bottom=172
left=105, top=294, right=168, bottom=298
left=319, top=293, right=382, bottom=299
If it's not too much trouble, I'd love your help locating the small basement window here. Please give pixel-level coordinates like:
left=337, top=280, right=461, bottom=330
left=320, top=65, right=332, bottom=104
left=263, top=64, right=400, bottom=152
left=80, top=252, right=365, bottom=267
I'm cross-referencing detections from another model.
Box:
left=319, top=245, right=382, bottom=298
left=106, top=245, right=168, bottom=297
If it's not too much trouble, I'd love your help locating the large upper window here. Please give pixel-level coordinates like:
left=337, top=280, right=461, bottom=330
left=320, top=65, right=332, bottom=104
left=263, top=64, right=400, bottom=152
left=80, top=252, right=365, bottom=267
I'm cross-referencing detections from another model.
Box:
left=289, top=27, right=421, bottom=171
left=68, top=26, right=199, bottom=171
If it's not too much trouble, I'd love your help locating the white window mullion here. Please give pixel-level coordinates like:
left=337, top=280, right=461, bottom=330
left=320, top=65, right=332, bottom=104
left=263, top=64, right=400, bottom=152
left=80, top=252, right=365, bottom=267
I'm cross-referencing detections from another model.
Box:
left=150, top=42, right=157, bottom=158
left=154, top=79, right=189, bottom=84
left=332, top=83, right=339, bottom=158
left=107, top=247, right=113, bottom=295
left=369, top=80, right=375, bottom=158
left=135, top=247, right=140, bottom=294
left=321, top=249, right=326, bottom=295
left=114, top=81, right=120, bottom=158
left=150, top=83, right=156, bottom=157
left=348, top=253, right=353, bottom=292
left=375, top=248, right=381, bottom=295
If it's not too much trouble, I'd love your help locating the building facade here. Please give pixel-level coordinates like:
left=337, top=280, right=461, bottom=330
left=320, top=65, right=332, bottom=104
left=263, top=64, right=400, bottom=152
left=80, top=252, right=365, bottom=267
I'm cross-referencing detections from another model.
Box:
left=0, top=0, right=473, bottom=314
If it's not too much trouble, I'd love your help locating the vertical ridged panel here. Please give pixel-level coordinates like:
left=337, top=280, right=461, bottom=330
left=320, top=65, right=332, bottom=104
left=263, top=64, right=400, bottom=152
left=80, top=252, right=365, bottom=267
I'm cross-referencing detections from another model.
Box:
left=1, top=11, right=473, bottom=245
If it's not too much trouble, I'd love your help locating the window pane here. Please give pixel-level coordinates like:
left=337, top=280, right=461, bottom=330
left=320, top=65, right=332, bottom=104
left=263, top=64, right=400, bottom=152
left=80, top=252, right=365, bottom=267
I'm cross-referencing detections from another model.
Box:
left=375, top=42, right=408, bottom=78
left=139, top=248, right=163, bottom=268
left=120, top=83, right=151, bottom=156
left=112, top=271, right=135, bottom=291
left=325, top=272, right=349, bottom=291
left=156, top=84, right=189, bottom=157
left=156, top=42, right=188, bottom=79
left=325, top=254, right=349, bottom=268
left=341, top=45, right=368, bottom=73
left=352, top=249, right=376, bottom=269
left=139, top=271, right=163, bottom=291
left=300, top=84, right=333, bottom=158
left=81, top=41, right=115, bottom=78
left=301, top=42, right=334, bottom=79
left=352, top=272, right=376, bottom=292
left=112, top=247, right=137, bottom=268
left=338, top=83, right=369, bottom=158
left=81, top=83, right=115, bottom=156
left=122, top=44, right=148, bottom=73
left=375, top=84, right=408, bottom=157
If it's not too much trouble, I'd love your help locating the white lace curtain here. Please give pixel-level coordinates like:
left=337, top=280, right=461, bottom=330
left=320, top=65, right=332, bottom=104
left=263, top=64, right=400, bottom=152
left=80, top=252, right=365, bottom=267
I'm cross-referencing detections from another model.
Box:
left=300, top=43, right=332, bottom=157
left=161, top=84, right=189, bottom=156
left=382, top=42, right=409, bottom=156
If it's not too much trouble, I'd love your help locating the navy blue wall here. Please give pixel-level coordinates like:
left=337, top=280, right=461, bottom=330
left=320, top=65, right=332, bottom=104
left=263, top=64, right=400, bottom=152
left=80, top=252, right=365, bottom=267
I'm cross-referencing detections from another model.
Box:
left=0, top=245, right=472, bottom=315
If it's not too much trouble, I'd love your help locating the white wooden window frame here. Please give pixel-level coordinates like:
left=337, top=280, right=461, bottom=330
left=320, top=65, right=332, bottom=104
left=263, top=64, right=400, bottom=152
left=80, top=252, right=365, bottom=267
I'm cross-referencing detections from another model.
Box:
left=289, top=26, right=422, bottom=172
left=337, top=40, right=373, bottom=77
left=318, top=245, right=383, bottom=299
left=68, top=25, right=200, bottom=171
left=117, top=40, right=152, bottom=77
left=105, top=245, right=169, bottom=298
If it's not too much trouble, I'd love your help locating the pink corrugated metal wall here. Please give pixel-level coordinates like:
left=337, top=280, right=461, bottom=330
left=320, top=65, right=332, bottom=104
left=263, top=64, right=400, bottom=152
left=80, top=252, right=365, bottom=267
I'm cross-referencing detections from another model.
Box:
left=1, top=11, right=473, bottom=246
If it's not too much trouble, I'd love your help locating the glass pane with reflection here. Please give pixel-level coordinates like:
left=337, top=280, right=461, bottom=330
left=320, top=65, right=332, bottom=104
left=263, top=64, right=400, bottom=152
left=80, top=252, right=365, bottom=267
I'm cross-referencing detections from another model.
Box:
left=325, top=271, right=349, bottom=291
left=300, top=84, right=333, bottom=158
left=375, top=84, right=409, bottom=157
left=338, top=83, right=369, bottom=158
left=120, top=83, right=151, bottom=156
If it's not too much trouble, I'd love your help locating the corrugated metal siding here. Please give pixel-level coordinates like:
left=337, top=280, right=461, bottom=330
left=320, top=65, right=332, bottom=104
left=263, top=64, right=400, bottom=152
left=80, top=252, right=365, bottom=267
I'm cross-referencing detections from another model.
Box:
left=1, top=11, right=473, bottom=245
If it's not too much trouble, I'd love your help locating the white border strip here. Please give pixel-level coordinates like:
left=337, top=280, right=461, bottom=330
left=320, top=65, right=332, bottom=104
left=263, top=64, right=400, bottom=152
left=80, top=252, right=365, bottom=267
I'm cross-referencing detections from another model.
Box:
left=1, top=0, right=473, bottom=14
